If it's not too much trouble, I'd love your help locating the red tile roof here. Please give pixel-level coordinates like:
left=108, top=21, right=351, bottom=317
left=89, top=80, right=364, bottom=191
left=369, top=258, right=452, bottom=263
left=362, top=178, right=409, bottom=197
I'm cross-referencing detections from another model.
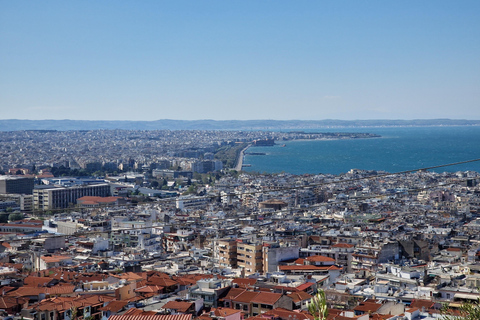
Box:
left=211, top=307, right=241, bottom=317
left=263, top=308, right=313, bottom=320
left=332, top=243, right=354, bottom=248
left=223, top=288, right=246, bottom=300
left=353, top=301, right=382, bottom=313
left=410, top=299, right=435, bottom=310
left=305, top=255, right=336, bottom=263
left=251, top=292, right=283, bottom=305
left=296, top=282, right=314, bottom=291
left=163, top=301, right=194, bottom=313
left=279, top=265, right=342, bottom=271
left=0, top=296, right=28, bottom=309
left=99, top=300, right=129, bottom=312
left=288, top=291, right=313, bottom=303
left=109, top=315, right=192, bottom=320
left=135, top=285, right=164, bottom=293
left=232, top=278, right=257, bottom=288
left=233, top=290, right=260, bottom=303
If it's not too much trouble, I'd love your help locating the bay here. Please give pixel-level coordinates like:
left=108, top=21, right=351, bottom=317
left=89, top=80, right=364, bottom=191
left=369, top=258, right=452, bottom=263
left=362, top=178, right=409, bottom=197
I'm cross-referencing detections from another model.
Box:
left=242, top=126, right=480, bottom=175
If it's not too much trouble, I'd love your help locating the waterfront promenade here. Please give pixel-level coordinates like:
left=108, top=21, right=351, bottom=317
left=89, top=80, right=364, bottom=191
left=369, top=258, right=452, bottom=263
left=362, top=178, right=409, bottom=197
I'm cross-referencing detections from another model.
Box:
left=235, top=144, right=251, bottom=171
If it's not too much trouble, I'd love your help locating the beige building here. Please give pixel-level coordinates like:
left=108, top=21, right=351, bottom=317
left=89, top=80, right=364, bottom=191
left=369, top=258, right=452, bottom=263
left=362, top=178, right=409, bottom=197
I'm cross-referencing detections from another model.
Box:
left=237, top=242, right=263, bottom=275
left=217, top=239, right=238, bottom=268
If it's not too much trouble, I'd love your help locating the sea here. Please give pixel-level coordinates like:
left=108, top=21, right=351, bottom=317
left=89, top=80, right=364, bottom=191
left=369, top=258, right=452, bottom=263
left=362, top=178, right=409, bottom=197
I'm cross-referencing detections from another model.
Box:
left=242, top=126, right=480, bottom=175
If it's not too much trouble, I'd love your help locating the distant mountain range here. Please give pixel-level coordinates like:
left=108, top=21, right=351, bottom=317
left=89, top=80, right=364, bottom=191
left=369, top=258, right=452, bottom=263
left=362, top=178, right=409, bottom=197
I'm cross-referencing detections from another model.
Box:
left=0, top=119, right=479, bottom=131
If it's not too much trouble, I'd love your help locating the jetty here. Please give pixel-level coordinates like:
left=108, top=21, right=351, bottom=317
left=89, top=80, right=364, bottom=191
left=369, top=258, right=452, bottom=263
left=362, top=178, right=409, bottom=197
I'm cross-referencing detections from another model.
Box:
left=234, top=144, right=251, bottom=171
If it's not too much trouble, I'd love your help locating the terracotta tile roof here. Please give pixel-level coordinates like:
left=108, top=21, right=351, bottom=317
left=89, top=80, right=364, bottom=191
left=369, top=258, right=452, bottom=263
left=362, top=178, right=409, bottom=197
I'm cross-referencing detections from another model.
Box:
left=287, top=291, right=313, bottom=303
left=45, top=285, right=76, bottom=295
left=40, top=255, right=72, bottom=263
left=0, top=286, right=16, bottom=294
left=175, top=277, right=197, bottom=286
left=163, top=301, right=194, bottom=313
left=99, top=300, right=129, bottom=312
left=296, top=282, right=314, bottom=291
left=6, top=286, right=45, bottom=297
left=116, top=272, right=145, bottom=281
left=279, top=265, right=342, bottom=271
left=369, top=314, right=393, bottom=320
left=135, top=285, right=164, bottom=293
left=222, top=287, right=246, bottom=300
left=147, top=276, right=178, bottom=287
left=77, top=196, right=121, bottom=204
left=109, top=314, right=192, bottom=320
left=211, top=307, right=241, bottom=317
left=332, top=243, right=354, bottom=248
left=251, top=292, right=282, bottom=305
left=353, top=301, right=382, bottom=313
left=232, top=278, right=257, bottom=288
left=410, top=299, right=435, bottom=310
left=263, top=308, right=313, bottom=320
left=23, top=276, right=54, bottom=287
left=446, top=247, right=462, bottom=251
left=305, top=255, right=336, bottom=263
left=0, top=296, right=28, bottom=309
left=124, top=308, right=158, bottom=315
left=1, top=242, right=12, bottom=249
left=31, top=295, right=116, bottom=313
left=232, top=290, right=260, bottom=303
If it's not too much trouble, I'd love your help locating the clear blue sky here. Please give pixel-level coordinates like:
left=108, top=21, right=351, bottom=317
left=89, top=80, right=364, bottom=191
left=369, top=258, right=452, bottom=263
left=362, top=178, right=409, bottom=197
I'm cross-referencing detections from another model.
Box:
left=1, top=1, right=479, bottom=121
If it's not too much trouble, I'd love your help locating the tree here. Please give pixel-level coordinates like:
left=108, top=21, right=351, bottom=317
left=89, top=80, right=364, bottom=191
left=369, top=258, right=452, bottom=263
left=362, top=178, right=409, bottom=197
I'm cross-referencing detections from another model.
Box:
left=442, top=300, right=480, bottom=320
left=8, top=212, right=23, bottom=221
left=0, top=213, right=8, bottom=223
left=307, top=290, right=328, bottom=320
left=69, top=306, right=78, bottom=320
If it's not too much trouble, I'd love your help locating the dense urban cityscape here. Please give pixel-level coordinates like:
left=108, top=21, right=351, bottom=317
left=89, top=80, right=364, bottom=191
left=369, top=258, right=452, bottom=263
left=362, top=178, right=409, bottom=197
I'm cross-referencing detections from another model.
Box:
left=0, top=129, right=479, bottom=320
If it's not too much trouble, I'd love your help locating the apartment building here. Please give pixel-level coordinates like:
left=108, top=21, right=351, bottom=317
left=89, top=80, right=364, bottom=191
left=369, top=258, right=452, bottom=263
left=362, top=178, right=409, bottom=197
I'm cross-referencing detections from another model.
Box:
left=0, top=175, right=34, bottom=194
left=33, top=183, right=111, bottom=210
left=237, top=241, right=263, bottom=275
left=217, top=239, right=238, bottom=268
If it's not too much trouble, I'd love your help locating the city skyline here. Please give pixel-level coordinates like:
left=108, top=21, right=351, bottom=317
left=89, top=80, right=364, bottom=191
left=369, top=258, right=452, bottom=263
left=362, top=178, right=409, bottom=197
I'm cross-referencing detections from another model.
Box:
left=1, top=1, right=479, bottom=121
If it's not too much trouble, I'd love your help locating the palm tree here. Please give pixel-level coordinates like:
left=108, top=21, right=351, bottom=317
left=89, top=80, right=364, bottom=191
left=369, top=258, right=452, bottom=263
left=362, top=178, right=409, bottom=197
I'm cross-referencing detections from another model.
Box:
left=307, top=290, right=328, bottom=320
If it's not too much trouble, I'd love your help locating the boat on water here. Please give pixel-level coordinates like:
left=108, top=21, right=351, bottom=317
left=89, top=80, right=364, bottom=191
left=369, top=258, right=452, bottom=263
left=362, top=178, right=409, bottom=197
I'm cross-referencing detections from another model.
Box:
left=280, top=144, right=286, bottom=147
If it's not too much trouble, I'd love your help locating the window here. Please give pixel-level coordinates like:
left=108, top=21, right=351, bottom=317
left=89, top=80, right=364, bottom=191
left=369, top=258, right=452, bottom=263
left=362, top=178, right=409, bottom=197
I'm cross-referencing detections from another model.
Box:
left=253, top=304, right=259, bottom=308
left=243, top=305, right=249, bottom=311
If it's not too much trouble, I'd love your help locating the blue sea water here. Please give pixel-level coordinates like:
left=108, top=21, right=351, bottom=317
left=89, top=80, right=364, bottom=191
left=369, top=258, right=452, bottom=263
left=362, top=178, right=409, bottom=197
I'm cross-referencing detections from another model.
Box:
left=242, top=126, right=480, bottom=175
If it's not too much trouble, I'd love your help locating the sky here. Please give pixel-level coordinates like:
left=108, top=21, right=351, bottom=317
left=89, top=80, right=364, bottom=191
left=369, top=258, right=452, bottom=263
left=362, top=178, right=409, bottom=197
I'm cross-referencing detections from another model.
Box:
left=1, top=1, right=479, bottom=121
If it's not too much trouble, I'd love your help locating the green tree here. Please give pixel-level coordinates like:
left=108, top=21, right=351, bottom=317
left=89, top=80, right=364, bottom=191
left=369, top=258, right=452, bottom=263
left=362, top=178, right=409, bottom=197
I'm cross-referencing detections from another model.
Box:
left=69, top=306, right=78, bottom=320
left=0, top=213, right=8, bottom=223
left=307, top=290, right=328, bottom=320
left=442, top=300, right=480, bottom=320
left=8, top=212, right=23, bottom=221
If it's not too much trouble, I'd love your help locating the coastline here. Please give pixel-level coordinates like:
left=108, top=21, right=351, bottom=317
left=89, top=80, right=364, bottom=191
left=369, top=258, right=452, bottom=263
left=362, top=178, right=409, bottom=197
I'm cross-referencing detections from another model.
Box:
left=234, top=144, right=251, bottom=171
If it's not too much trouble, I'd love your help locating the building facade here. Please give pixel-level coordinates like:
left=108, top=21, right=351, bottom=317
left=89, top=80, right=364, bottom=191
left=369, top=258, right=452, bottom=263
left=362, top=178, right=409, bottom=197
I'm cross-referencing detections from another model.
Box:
left=0, top=175, right=34, bottom=194
left=33, top=183, right=111, bottom=210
